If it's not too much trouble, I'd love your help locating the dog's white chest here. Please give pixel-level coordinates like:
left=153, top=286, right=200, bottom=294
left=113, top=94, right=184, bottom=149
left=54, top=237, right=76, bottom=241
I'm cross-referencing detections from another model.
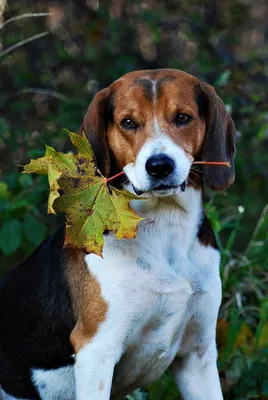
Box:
left=85, top=193, right=221, bottom=396
left=111, top=282, right=194, bottom=396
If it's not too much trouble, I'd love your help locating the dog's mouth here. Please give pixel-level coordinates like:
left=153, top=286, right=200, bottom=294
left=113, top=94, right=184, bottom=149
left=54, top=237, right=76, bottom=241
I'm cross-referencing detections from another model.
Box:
left=132, top=185, right=145, bottom=196
left=132, top=180, right=187, bottom=196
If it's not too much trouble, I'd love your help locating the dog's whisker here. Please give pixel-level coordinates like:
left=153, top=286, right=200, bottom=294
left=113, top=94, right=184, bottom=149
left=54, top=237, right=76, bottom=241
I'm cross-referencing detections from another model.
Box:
left=189, top=170, right=204, bottom=181
left=121, top=178, right=130, bottom=186
left=190, top=166, right=204, bottom=173
left=187, top=176, right=197, bottom=188
left=190, top=165, right=205, bottom=173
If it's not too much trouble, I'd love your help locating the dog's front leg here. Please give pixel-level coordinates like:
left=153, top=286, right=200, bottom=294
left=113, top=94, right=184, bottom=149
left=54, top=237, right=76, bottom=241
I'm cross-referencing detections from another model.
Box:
left=75, top=344, right=117, bottom=399
left=71, top=323, right=122, bottom=400
left=170, top=272, right=223, bottom=400
left=171, top=344, right=223, bottom=400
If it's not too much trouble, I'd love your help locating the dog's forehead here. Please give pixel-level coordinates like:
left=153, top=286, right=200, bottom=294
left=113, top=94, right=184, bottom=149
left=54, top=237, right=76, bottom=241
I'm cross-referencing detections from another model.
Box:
left=112, top=69, right=199, bottom=84
left=110, top=69, right=199, bottom=109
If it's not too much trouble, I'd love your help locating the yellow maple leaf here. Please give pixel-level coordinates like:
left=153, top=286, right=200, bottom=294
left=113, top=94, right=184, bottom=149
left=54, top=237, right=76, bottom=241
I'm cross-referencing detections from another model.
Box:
left=24, top=131, right=143, bottom=256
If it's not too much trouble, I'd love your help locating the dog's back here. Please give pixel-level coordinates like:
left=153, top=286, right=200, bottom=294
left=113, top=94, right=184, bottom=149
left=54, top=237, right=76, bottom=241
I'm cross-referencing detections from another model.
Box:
left=0, top=227, right=75, bottom=398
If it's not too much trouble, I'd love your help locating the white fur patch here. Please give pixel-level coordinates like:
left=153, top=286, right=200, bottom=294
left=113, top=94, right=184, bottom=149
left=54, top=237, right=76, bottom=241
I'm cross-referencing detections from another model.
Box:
left=0, top=388, right=31, bottom=400
left=31, top=365, right=75, bottom=400
left=75, top=343, right=119, bottom=399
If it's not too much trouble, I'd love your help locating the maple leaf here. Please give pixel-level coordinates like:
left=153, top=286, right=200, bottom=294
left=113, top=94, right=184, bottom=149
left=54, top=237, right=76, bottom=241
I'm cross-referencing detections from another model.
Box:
left=24, top=131, right=143, bottom=256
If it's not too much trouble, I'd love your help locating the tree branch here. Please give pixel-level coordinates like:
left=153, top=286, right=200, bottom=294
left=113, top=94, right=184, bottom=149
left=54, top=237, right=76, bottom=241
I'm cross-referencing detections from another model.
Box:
left=0, top=31, right=49, bottom=59
left=0, top=12, right=52, bottom=30
left=18, top=88, right=69, bottom=102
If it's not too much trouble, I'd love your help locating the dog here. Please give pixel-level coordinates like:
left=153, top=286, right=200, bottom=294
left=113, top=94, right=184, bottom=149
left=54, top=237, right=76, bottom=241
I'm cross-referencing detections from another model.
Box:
left=0, top=69, right=235, bottom=400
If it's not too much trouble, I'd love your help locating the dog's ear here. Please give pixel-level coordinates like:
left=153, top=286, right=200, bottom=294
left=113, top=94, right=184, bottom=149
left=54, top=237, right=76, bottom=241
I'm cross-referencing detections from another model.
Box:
left=79, top=88, right=112, bottom=177
left=197, top=82, right=236, bottom=191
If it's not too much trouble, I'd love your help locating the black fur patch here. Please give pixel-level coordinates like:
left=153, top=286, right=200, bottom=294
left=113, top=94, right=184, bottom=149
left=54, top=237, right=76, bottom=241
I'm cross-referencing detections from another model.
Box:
left=134, top=78, right=154, bottom=100
left=194, top=84, right=206, bottom=120
left=107, top=93, right=115, bottom=125
left=0, top=226, right=75, bottom=399
left=197, top=213, right=218, bottom=249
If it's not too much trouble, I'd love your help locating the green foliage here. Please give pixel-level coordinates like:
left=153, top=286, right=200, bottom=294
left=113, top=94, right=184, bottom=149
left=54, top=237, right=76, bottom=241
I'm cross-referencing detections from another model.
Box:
left=0, top=0, right=267, bottom=398
left=0, top=219, right=21, bottom=256
left=0, top=170, right=49, bottom=271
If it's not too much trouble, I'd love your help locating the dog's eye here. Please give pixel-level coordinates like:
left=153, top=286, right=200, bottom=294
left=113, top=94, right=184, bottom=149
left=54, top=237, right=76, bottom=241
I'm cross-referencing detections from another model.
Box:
left=176, top=114, right=192, bottom=125
left=120, top=119, right=137, bottom=130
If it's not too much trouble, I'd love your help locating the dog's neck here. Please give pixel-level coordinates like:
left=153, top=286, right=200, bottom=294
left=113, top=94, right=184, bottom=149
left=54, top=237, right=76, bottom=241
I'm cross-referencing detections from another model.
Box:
left=126, top=187, right=204, bottom=258
left=99, top=187, right=204, bottom=273
left=99, top=187, right=203, bottom=263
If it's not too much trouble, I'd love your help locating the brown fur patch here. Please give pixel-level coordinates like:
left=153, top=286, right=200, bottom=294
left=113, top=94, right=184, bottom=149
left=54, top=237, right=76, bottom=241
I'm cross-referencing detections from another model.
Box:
left=155, top=75, right=176, bottom=96
left=196, top=82, right=236, bottom=191
left=80, top=88, right=112, bottom=177
left=66, top=248, right=108, bottom=353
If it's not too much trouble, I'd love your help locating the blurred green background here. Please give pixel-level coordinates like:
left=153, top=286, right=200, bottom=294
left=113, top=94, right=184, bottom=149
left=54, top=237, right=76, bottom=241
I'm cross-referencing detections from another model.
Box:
left=0, top=0, right=268, bottom=399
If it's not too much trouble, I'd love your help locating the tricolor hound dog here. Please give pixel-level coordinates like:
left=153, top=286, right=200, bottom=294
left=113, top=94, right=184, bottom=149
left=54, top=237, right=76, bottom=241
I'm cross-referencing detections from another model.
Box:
left=0, top=69, right=235, bottom=400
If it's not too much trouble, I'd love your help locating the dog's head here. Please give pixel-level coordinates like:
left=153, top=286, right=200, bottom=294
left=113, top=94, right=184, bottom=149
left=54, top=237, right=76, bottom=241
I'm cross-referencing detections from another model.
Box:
left=80, top=69, right=236, bottom=197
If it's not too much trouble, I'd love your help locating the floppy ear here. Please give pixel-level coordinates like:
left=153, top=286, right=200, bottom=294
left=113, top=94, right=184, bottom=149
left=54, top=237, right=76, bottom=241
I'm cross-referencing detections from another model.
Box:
left=79, top=88, right=112, bottom=177
left=198, top=82, right=236, bottom=191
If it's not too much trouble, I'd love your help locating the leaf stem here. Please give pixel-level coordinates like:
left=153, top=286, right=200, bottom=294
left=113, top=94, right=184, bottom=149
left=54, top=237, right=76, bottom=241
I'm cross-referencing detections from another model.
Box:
left=193, top=161, right=231, bottom=167
left=105, top=171, right=125, bottom=182
left=105, top=161, right=230, bottom=184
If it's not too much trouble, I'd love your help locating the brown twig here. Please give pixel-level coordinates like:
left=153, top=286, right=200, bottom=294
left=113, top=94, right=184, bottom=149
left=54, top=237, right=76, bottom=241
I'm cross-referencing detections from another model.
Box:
left=193, top=161, right=231, bottom=167
left=0, top=12, right=52, bottom=30
left=105, top=161, right=230, bottom=183
left=0, top=31, right=49, bottom=59
left=105, top=171, right=125, bottom=182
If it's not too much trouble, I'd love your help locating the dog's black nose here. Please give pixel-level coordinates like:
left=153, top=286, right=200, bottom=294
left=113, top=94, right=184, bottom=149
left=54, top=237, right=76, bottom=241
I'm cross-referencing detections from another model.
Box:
left=145, top=154, right=175, bottom=179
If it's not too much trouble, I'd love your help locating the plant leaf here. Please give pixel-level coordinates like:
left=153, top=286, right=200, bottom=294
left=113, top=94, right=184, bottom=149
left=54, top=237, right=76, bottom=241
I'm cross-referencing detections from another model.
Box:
left=256, top=323, right=268, bottom=349
left=0, top=219, right=21, bottom=256
left=0, top=182, right=9, bottom=199
left=22, top=214, right=46, bottom=246
left=24, top=131, right=143, bottom=256
left=47, top=166, right=62, bottom=214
